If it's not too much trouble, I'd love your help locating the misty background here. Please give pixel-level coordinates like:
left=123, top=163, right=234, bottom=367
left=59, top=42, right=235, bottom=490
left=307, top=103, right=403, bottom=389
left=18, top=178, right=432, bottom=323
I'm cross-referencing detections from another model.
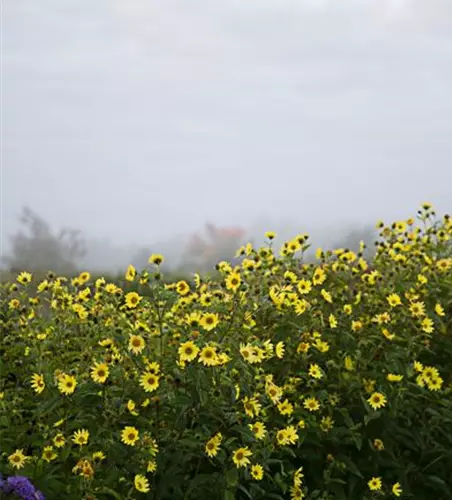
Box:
left=2, top=0, right=452, bottom=274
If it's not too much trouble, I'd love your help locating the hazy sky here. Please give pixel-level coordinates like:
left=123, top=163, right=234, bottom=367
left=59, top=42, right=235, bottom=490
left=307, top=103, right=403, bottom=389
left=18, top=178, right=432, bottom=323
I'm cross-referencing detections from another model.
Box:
left=3, top=0, right=452, bottom=249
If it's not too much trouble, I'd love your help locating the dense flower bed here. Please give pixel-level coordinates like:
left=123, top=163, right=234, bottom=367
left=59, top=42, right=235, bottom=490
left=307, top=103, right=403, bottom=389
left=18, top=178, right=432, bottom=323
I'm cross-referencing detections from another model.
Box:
left=1, top=204, right=451, bottom=499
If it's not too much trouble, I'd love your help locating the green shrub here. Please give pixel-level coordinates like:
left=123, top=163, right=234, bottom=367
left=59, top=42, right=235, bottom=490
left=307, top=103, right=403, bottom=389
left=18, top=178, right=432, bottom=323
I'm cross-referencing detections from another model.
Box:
left=1, top=205, right=451, bottom=499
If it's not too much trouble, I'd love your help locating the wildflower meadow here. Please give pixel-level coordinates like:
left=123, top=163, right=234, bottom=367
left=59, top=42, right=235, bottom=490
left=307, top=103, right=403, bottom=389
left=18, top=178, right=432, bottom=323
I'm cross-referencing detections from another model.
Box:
left=1, top=204, right=451, bottom=499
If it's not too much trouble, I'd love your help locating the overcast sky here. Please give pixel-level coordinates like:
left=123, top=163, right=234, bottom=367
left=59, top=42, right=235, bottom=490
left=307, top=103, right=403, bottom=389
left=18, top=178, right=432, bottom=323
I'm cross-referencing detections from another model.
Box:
left=3, top=0, right=452, bottom=250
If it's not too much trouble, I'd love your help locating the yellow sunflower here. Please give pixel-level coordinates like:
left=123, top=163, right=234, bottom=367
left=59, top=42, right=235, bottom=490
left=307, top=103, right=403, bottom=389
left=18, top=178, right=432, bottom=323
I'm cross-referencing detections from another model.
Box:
left=8, top=449, right=29, bottom=469
left=225, top=272, right=241, bottom=292
left=277, top=399, right=294, bottom=416
left=243, top=396, right=262, bottom=418
left=250, top=464, right=264, bottom=480
left=275, top=341, right=285, bottom=359
left=148, top=254, right=164, bottom=265
left=125, top=264, right=136, bottom=281
left=125, top=292, right=142, bottom=309
left=90, top=362, right=109, bottom=384
left=198, top=346, right=219, bottom=367
left=178, top=341, right=199, bottom=362
left=205, top=433, right=222, bottom=458
left=308, top=364, right=322, bottom=379
left=58, top=374, right=77, bottom=395
left=72, top=429, right=90, bottom=446
left=128, top=334, right=146, bottom=355
left=42, top=446, right=57, bottom=463
left=387, top=373, right=403, bottom=382
left=387, top=293, right=402, bottom=307
left=121, top=426, right=139, bottom=446
left=368, top=477, right=382, bottom=491
left=367, top=392, right=387, bottom=410
left=392, top=482, right=403, bottom=497
left=31, top=373, right=45, bottom=394
left=200, top=312, right=220, bottom=331
left=232, top=447, right=252, bottom=468
left=176, top=280, right=190, bottom=295
left=373, top=438, right=384, bottom=451
left=53, top=433, right=66, bottom=448
left=139, top=372, right=160, bottom=393
left=248, top=421, right=266, bottom=440
left=303, top=397, right=320, bottom=412
left=134, top=474, right=150, bottom=493
left=17, top=271, right=32, bottom=285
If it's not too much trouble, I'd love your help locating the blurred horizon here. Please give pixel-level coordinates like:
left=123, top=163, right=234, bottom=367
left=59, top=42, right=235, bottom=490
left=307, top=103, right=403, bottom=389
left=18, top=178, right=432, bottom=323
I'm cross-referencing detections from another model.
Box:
left=3, top=204, right=379, bottom=273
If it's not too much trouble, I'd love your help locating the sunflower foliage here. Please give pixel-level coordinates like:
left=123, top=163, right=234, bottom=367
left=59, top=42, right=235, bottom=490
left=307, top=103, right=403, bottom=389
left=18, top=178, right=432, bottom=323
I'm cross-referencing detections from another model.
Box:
left=1, top=205, right=452, bottom=500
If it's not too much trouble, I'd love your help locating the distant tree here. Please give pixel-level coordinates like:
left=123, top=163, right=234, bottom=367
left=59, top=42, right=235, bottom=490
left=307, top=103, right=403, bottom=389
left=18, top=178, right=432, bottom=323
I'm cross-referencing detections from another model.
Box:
left=4, top=207, right=86, bottom=274
left=182, top=223, right=246, bottom=273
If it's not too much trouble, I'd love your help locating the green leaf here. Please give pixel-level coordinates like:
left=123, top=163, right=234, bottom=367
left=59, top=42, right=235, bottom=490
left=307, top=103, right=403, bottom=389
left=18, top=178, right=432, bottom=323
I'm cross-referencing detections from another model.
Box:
left=352, top=433, right=362, bottom=450
left=96, top=487, right=123, bottom=499
left=226, top=468, right=239, bottom=487
left=237, top=484, right=252, bottom=499
left=425, top=474, right=450, bottom=492
left=339, top=456, right=363, bottom=478
left=223, top=490, right=236, bottom=500
left=364, top=411, right=381, bottom=426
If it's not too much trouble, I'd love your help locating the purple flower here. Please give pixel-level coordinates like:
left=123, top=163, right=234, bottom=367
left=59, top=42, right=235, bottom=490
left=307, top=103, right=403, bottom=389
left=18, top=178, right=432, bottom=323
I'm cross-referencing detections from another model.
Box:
left=0, top=475, right=45, bottom=500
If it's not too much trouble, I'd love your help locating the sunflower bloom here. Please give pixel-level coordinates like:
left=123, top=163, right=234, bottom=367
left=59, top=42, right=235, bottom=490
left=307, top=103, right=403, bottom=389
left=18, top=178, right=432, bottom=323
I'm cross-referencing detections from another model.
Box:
left=303, top=397, right=320, bottom=412
left=58, top=374, right=77, bottom=395
left=31, top=373, right=45, bottom=394
left=90, top=362, right=109, bottom=384
left=373, top=438, right=384, bottom=451
left=134, top=474, right=150, bottom=493
left=392, top=482, right=403, bottom=497
left=200, top=312, right=220, bottom=331
left=275, top=341, right=285, bottom=358
left=249, top=421, right=267, bottom=440
left=72, top=429, right=90, bottom=446
left=147, top=460, right=157, bottom=472
left=129, top=334, right=146, bottom=355
left=139, top=372, right=160, bottom=393
left=435, top=303, right=445, bottom=316
left=205, top=433, right=222, bottom=458
left=178, top=341, right=199, bottom=362
left=121, top=426, right=139, bottom=446
left=17, top=271, right=32, bottom=284
left=277, top=399, right=294, bottom=416
left=176, top=280, right=190, bottom=296
left=149, top=254, right=164, bottom=265
left=53, top=433, right=66, bottom=448
left=387, top=373, right=403, bottom=382
left=251, top=463, right=264, bottom=480
left=199, top=346, right=219, bottom=367
left=125, top=292, right=142, bottom=309
left=329, top=314, right=338, bottom=328
left=8, top=449, right=29, bottom=469
left=42, top=446, right=57, bottom=462
left=232, top=447, right=252, bottom=468
left=367, top=392, right=387, bottom=410
left=368, top=477, right=382, bottom=491
left=309, top=363, right=323, bottom=379
left=243, top=396, right=262, bottom=418
left=276, top=426, right=299, bottom=446
left=387, top=293, right=402, bottom=307
left=225, top=272, right=241, bottom=292
left=297, top=279, right=312, bottom=295
left=125, top=264, right=136, bottom=281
